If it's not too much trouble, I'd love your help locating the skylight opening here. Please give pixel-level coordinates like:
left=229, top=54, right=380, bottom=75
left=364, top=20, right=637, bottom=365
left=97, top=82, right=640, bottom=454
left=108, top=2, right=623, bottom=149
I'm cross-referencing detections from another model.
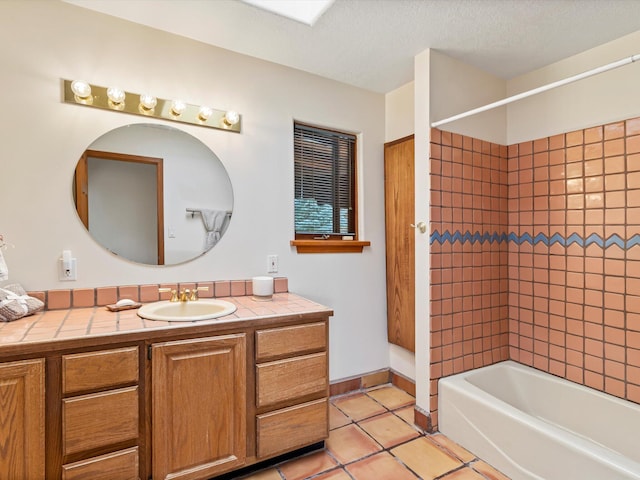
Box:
left=240, top=0, right=335, bottom=26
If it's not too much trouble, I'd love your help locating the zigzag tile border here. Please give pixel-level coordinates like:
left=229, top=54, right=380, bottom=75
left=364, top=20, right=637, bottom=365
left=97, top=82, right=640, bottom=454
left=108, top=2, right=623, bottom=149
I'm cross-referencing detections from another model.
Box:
left=430, top=230, right=640, bottom=249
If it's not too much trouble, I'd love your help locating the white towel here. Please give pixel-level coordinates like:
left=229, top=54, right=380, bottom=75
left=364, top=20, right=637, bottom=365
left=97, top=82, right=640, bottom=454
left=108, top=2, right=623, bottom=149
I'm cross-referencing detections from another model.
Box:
left=0, top=284, right=44, bottom=322
left=0, top=249, right=8, bottom=281
left=200, top=210, right=227, bottom=251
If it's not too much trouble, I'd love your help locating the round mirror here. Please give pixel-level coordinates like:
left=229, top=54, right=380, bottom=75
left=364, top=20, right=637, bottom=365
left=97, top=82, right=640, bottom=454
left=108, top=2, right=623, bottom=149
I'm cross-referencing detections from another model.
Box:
left=73, top=123, right=233, bottom=265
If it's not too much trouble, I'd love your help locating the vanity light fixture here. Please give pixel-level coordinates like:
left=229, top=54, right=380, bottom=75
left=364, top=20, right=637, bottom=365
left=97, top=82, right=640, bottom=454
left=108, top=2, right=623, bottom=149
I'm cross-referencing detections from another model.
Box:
left=106, top=87, right=125, bottom=105
left=223, top=110, right=240, bottom=127
left=71, top=80, right=91, bottom=99
left=170, top=99, right=187, bottom=117
left=139, top=93, right=157, bottom=111
left=198, top=105, right=213, bottom=122
left=62, top=79, right=242, bottom=133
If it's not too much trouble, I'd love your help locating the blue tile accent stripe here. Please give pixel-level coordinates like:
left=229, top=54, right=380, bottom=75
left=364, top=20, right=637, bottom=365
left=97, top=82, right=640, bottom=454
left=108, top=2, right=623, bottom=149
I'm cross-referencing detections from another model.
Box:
left=430, top=230, right=640, bottom=249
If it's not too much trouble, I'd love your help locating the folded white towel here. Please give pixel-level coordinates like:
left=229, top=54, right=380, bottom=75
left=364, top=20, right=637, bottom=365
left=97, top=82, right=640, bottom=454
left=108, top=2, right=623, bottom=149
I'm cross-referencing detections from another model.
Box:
left=0, top=284, right=44, bottom=322
left=0, top=248, right=8, bottom=281
left=199, top=210, right=227, bottom=251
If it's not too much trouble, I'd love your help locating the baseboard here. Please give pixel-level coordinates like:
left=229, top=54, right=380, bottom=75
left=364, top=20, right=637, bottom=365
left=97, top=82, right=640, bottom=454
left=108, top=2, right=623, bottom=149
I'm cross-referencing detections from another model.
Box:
left=413, top=405, right=433, bottom=433
left=329, top=368, right=415, bottom=397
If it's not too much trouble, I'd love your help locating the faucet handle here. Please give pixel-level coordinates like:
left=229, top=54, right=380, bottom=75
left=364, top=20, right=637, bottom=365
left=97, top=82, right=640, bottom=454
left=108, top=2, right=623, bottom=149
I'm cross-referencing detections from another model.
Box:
left=190, top=286, right=209, bottom=301
left=159, top=288, right=179, bottom=302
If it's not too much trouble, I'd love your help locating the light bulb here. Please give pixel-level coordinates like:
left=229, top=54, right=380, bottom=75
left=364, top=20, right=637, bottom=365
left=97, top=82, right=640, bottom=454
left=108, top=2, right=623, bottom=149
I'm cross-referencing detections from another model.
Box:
left=198, top=106, right=213, bottom=122
left=107, top=87, right=125, bottom=105
left=223, top=110, right=239, bottom=126
left=171, top=99, right=186, bottom=116
left=139, top=93, right=157, bottom=110
left=71, top=80, right=92, bottom=99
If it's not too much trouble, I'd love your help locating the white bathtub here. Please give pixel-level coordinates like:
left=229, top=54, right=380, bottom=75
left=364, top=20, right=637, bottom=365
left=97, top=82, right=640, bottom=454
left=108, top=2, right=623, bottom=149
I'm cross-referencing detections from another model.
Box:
left=439, top=360, right=640, bottom=480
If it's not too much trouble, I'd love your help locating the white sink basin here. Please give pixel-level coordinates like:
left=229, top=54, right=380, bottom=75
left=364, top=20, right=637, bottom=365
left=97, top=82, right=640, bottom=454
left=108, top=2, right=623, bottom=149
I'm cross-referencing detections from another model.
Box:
left=137, top=299, right=237, bottom=322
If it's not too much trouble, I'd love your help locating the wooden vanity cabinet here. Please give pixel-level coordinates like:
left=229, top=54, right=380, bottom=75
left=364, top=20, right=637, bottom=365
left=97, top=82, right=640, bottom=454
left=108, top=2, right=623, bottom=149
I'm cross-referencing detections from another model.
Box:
left=0, top=308, right=330, bottom=480
left=0, top=358, right=45, bottom=479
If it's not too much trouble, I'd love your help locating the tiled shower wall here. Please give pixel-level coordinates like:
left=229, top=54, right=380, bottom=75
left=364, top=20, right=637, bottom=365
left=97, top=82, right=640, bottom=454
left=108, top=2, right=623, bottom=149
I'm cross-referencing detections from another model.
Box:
left=508, top=118, right=640, bottom=403
left=429, top=116, right=640, bottom=430
left=429, top=130, right=510, bottom=430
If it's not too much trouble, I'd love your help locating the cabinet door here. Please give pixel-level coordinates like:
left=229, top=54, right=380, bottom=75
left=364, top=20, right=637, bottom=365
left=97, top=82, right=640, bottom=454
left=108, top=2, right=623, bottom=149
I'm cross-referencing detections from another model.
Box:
left=152, top=334, right=246, bottom=480
left=0, top=358, right=45, bottom=479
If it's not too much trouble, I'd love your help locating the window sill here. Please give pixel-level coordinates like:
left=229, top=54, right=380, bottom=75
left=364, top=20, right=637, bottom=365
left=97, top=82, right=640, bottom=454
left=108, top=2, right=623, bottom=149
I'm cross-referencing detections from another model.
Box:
left=290, top=239, right=371, bottom=254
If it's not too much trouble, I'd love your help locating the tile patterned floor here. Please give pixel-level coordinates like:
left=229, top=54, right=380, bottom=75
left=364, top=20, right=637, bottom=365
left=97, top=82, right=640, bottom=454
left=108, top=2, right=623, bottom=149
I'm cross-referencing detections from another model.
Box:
left=240, top=385, right=509, bottom=480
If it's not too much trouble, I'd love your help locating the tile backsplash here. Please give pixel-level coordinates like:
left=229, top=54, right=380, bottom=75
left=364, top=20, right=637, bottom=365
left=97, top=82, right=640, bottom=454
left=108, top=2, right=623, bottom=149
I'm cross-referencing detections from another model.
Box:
left=28, top=277, right=289, bottom=310
left=430, top=115, right=640, bottom=429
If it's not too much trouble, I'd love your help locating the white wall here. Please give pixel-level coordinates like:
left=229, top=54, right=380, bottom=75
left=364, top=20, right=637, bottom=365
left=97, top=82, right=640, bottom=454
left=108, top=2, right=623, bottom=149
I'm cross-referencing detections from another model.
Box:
left=385, top=82, right=415, bottom=142
left=429, top=50, right=507, bottom=145
left=0, top=1, right=389, bottom=382
left=507, top=30, right=640, bottom=144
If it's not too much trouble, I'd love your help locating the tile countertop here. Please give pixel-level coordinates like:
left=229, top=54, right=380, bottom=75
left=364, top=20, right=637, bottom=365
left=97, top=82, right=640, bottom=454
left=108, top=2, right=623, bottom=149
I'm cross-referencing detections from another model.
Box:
left=0, top=293, right=333, bottom=358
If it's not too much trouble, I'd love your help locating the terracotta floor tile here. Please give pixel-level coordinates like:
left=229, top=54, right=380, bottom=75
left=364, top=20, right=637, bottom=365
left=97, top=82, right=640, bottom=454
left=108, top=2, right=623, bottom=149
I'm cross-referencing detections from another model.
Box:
left=278, top=450, right=337, bottom=480
left=240, top=468, right=283, bottom=479
left=329, top=404, right=351, bottom=430
left=332, top=392, right=387, bottom=421
left=441, top=467, right=487, bottom=480
left=313, top=468, right=352, bottom=480
left=325, top=424, right=383, bottom=464
left=346, top=452, right=418, bottom=480
left=366, top=386, right=415, bottom=410
left=391, top=437, right=462, bottom=480
left=430, top=433, right=476, bottom=463
left=227, top=391, right=508, bottom=480
left=471, top=460, right=511, bottom=480
left=394, top=405, right=416, bottom=425
left=357, top=412, right=420, bottom=448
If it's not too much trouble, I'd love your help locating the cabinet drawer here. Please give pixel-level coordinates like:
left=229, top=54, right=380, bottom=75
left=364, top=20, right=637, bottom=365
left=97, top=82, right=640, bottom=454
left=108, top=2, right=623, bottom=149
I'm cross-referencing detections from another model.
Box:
left=62, top=447, right=138, bottom=480
left=63, top=386, right=139, bottom=456
left=257, top=399, right=328, bottom=459
left=256, top=353, right=327, bottom=408
left=63, top=346, right=138, bottom=394
left=256, top=322, right=326, bottom=361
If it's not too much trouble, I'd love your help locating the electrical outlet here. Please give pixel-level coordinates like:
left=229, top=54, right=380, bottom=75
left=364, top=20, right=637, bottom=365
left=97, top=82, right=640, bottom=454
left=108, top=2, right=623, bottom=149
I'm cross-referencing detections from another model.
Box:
left=59, top=258, right=77, bottom=281
left=267, top=254, right=278, bottom=273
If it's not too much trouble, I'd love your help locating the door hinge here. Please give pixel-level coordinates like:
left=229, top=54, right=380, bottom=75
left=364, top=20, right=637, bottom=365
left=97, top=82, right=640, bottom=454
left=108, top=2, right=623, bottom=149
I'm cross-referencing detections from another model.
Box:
left=147, top=344, right=152, bottom=360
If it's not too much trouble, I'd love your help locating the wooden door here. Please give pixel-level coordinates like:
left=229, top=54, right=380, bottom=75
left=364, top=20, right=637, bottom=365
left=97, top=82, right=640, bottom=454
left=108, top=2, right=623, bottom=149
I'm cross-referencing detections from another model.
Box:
left=0, top=358, right=45, bottom=479
left=74, top=150, right=165, bottom=265
left=152, top=334, right=246, bottom=480
left=384, top=135, right=415, bottom=352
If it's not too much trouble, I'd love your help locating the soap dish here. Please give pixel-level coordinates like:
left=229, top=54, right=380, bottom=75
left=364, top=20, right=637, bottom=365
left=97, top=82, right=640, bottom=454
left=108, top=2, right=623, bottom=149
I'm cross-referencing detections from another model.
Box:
left=105, top=302, right=142, bottom=312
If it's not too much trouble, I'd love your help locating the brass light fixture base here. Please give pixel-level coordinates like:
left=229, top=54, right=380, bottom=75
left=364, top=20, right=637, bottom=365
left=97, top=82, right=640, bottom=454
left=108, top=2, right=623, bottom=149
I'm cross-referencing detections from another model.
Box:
left=62, top=79, right=241, bottom=133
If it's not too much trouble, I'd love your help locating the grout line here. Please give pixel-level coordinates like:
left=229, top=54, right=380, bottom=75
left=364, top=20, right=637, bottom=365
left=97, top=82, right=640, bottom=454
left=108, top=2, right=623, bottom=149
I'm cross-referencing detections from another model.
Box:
left=253, top=386, right=508, bottom=480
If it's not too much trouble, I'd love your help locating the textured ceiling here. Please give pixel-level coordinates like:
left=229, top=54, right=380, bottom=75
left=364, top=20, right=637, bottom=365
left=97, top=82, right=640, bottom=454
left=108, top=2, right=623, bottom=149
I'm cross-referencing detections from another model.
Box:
left=64, top=0, right=640, bottom=93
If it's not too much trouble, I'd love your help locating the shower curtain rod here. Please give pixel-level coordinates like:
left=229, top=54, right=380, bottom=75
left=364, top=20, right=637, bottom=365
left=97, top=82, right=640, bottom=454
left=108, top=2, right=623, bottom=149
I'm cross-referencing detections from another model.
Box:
left=431, top=53, right=640, bottom=128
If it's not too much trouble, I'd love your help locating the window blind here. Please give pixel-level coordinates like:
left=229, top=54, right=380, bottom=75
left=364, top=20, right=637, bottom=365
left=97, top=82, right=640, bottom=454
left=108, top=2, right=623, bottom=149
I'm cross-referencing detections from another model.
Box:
left=294, top=123, right=356, bottom=236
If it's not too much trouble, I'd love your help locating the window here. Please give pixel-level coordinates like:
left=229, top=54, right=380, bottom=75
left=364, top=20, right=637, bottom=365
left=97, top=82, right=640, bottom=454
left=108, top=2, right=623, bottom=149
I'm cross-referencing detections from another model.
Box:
left=291, top=122, right=370, bottom=253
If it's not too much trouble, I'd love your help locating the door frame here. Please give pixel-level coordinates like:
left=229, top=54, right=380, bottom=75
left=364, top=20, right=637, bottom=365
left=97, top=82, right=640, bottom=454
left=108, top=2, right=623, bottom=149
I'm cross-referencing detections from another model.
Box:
left=74, top=150, right=165, bottom=265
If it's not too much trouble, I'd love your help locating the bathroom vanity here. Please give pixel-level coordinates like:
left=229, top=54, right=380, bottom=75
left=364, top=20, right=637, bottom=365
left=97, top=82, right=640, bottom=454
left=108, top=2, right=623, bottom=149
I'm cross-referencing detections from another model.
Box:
left=0, top=293, right=332, bottom=480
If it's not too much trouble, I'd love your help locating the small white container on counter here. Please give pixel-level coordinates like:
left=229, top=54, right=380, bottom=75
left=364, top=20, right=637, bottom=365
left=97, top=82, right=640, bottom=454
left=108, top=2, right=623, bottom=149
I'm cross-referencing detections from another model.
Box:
left=252, top=276, right=274, bottom=301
